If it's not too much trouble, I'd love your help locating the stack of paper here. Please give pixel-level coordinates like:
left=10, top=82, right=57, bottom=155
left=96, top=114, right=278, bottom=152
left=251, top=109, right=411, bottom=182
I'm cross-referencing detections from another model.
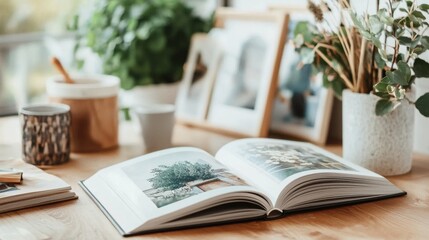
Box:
left=0, top=160, right=77, bottom=214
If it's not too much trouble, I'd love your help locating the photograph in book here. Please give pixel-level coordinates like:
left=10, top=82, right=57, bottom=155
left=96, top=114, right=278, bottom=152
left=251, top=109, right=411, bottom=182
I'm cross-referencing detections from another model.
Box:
left=122, top=154, right=247, bottom=208
left=234, top=142, right=354, bottom=181
left=0, top=183, right=18, bottom=193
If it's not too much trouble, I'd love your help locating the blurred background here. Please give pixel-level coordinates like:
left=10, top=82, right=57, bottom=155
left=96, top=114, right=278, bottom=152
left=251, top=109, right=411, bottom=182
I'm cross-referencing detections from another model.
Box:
left=0, top=0, right=378, bottom=116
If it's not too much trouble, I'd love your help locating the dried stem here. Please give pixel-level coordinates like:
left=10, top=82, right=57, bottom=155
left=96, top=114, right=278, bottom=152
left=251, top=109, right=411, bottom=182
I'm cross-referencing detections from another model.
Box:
left=356, top=38, right=368, bottom=93
left=314, top=48, right=354, bottom=89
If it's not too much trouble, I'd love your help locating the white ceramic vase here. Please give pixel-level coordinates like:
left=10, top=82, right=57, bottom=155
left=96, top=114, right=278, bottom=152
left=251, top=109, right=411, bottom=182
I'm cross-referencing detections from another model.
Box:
left=342, top=90, right=414, bottom=176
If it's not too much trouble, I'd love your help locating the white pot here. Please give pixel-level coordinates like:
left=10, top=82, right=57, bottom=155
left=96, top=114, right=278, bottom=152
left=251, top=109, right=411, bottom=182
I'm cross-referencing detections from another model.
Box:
left=414, top=78, right=429, bottom=155
left=342, top=90, right=414, bottom=176
left=120, top=82, right=180, bottom=108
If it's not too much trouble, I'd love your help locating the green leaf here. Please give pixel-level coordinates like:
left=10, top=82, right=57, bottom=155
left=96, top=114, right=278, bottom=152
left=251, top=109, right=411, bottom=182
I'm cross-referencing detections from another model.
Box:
left=294, top=21, right=314, bottom=43
left=394, top=61, right=412, bottom=85
left=413, top=45, right=426, bottom=55
left=331, top=78, right=344, bottom=99
left=415, top=93, right=429, bottom=117
left=294, top=34, right=304, bottom=48
left=360, top=30, right=372, bottom=40
left=374, top=51, right=386, bottom=69
left=350, top=12, right=367, bottom=32
left=374, top=81, right=388, bottom=92
left=375, top=99, right=395, bottom=116
left=394, top=88, right=405, bottom=100
left=413, top=10, right=426, bottom=20
left=371, top=35, right=382, bottom=49
left=136, top=24, right=151, bottom=40
left=396, top=53, right=405, bottom=63
left=300, top=48, right=315, bottom=64
left=378, top=48, right=388, bottom=61
left=413, top=58, right=429, bottom=78
left=398, top=36, right=412, bottom=46
left=421, top=36, right=429, bottom=49
left=378, top=9, right=394, bottom=24
left=419, top=4, right=429, bottom=12
left=399, top=8, right=408, bottom=14
left=369, top=15, right=384, bottom=34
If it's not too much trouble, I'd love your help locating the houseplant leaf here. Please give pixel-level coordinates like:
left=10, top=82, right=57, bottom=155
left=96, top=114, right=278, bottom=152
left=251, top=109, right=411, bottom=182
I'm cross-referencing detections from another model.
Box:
left=413, top=58, right=429, bottom=78
left=415, top=93, right=429, bottom=117
left=375, top=99, right=396, bottom=116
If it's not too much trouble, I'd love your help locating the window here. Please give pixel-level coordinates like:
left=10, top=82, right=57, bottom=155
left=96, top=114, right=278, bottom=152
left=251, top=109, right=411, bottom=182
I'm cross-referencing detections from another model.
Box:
left=0, top=0, right=84, bottom=116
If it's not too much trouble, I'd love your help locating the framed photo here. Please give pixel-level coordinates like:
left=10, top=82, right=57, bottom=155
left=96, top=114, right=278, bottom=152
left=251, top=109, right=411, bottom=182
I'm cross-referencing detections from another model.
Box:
left=270, top=10, right=334, bottom=145
left=205, top=8, right=289, bottom=137
left=176, top=34, right=223, bottom=123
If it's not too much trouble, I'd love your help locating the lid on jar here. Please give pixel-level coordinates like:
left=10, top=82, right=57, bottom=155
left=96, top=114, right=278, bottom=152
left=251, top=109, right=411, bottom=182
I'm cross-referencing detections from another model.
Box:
left=46, top=74, right=119, bottom=99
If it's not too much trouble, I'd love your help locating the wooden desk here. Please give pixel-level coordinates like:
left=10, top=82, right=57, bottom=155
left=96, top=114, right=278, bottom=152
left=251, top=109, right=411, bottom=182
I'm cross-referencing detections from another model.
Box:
left=0, top=116, right=428, bottom=239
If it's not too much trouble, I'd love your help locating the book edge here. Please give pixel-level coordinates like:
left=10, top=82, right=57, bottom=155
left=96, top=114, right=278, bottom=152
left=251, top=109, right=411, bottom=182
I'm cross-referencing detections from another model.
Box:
left=282, top=191, right=407, bottom=216
left=80, top=176, right=406, bottom=236
left=78, top=180, right=127, bottom=236
left=79, top=181, right=268, bottom=236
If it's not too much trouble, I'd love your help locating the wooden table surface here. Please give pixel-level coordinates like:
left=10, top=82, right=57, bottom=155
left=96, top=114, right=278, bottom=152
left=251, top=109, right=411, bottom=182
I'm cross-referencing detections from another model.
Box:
left=0, top=116, right=428, bottom=239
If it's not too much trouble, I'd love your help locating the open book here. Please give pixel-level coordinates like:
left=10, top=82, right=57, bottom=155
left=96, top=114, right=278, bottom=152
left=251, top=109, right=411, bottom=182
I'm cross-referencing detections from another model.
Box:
left=80, top=138, right=404, bottom=236
left=0, top=160, right=77, bottom=214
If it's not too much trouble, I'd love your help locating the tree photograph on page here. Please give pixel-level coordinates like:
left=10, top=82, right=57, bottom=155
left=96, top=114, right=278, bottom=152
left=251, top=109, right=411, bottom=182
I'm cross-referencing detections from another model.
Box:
left=122, top=152, right=247, bottom=208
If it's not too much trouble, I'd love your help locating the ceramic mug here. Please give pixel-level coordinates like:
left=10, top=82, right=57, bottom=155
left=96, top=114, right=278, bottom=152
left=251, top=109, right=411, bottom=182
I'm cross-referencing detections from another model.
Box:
left=20, top=103, right=71, bottom=165
left=132, top=104, right=175, bottom=152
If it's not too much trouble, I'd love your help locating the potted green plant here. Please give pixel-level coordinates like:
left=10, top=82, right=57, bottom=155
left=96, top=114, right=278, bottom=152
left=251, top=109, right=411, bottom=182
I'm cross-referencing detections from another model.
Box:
left=294, top=0, right=429, bottom=175
left=70, top=0, right=212, bottom=106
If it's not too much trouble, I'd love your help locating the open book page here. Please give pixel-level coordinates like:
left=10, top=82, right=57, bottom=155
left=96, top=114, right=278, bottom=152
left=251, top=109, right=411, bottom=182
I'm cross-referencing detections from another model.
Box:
left=215, top=138, right=404, bottom=211
left=0, top=159, right=73, bottom=205
left=81, top=147, right=271, bottom=234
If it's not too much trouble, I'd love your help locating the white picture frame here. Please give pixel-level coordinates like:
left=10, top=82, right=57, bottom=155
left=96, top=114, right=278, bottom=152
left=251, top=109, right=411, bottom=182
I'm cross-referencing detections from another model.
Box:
left=270, top=11, right=334, bottom=145
left=205, top=9, right=289, bottom=137
left=176, top=34, right=223, bottom=124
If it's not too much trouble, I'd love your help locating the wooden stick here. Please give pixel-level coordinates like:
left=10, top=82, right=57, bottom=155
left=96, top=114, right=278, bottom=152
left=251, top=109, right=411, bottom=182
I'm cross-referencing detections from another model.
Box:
left=356, top=38, right=368, bottom=93
left=51, top=57, right=74, bottom=84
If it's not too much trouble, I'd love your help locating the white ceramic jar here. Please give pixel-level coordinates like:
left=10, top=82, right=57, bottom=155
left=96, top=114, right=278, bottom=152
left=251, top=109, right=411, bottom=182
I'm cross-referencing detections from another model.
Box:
left=342, top=90, right=414, bottom=176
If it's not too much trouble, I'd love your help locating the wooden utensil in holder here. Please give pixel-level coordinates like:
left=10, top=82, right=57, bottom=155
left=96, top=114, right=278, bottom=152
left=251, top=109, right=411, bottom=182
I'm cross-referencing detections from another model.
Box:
left=46, top=74, right=120, bottom=152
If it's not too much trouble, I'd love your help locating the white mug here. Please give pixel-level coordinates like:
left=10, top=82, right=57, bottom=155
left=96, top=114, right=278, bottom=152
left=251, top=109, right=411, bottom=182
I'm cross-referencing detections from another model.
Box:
left=132, top=104, right=175, bottom=152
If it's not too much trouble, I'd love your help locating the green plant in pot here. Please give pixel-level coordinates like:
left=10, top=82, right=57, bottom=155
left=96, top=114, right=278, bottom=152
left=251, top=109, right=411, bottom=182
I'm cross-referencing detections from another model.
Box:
left=294, top=0, right=429, bottom=176
left=70, top=0, right=212, bottom=90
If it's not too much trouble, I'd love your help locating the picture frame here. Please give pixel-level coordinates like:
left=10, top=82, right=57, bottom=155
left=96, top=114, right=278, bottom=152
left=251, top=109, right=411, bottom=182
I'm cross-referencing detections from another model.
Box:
left=176, top=33, right=223, bottom=124
left=269, top=9, right=334, bottom=145
left=204, top=8, right=289, bottom=137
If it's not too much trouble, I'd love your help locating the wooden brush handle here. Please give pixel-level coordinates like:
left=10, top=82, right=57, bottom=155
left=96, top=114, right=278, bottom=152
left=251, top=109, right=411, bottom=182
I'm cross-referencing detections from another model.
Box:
left=51, top=57, right=74, bottom=84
